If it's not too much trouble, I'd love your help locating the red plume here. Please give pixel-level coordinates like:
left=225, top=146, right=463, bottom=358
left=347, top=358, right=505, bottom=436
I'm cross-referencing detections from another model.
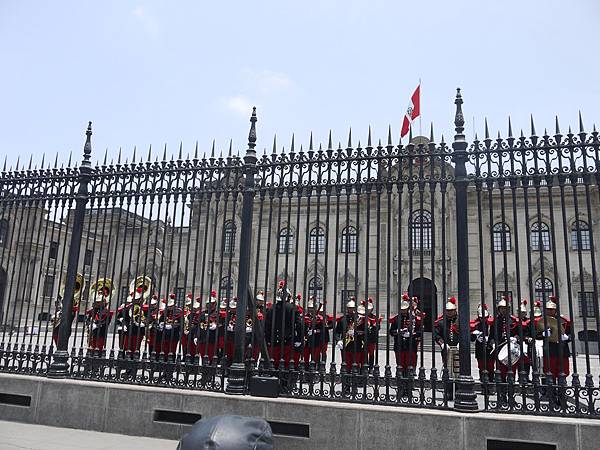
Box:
left=402, top=292, right=409, bottom=300
left=210, top=290, right=217, bottom=297
left=136, top=286, right=143, bottom=293
left=449, top=296, right=457, bottom=304
left=482, top=303, right=488, bottom=309
left=279, top=280, right=285, bottom=288
left=521, top=299, right=527, bottom=305
left=169, top=293, right=176, bottom=299
left=296, top=293, right=301, bottom=300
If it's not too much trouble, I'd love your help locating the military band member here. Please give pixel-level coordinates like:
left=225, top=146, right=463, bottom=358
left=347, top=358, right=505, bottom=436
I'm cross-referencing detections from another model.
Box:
left=255, top=290, right=266, bottom=314
left=516, top=299, right=533, bottom=380
left=535, top=295, right=571, bottom=383
left=490, top=296, right=520, bottom=379
left=335, top=298, right=366, bottom=372
left=51, top=273, right=84, bottom=347
left=180, top=293, right=195, bottom=356
left=365, top=298, right=382, bottom=368
left=85, top=280, right=114, bottom=353
left=434, top=296, right=460, bottom=399
left=196, top=290, right=223, bottom=362
left=156, top=293, right=184, bottom=360
left=303, top=296, right=328, bottom=368
left=264, top=281, right=302, bottom=369
left=116, top=287, right=146, bottom=355
left=389, top=293, right=422, bottom=376
left=224, top=298, right=238, bottom=363
left=182, top=296, right=202, bottom=357
left=470, top=303, right=494, bottom=381
left=144, top=295, right=161, bottom=356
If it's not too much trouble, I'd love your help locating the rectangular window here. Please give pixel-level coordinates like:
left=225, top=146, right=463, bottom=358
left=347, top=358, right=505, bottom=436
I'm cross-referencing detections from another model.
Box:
left=43, top=275, right=55, bottom=298
left=341, top=290, right=356, bottom=306
left=572, top=229, right=591, bottom=251
left=84, top=249, right=93, bottom=266
left=496, top=290, right=513, bottom=304
left=531, top=230, right=551, bottom=252
left=49, top=241, right=59, bottom=260
left=176, top=287, right=185, bottom=304
left=579, top=292, right=596, bottom=318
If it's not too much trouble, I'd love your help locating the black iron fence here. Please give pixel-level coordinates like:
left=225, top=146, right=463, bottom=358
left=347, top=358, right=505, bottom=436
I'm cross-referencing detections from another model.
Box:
left=1, top=90, right=600, bottom=417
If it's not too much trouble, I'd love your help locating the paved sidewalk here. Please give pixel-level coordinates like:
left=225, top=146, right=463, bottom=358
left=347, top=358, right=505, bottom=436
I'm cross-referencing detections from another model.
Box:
left=0, top=420, right=178, bottom=450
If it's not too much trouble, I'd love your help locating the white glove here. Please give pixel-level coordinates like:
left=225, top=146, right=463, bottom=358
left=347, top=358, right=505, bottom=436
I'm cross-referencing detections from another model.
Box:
left=184, top=329, right=189, bottom=335
left=472, top=330, right=482, bottom=337
left=560, top=334, right=570, bottom=342
left=294, top=341, right=302, bottom=348
left=347, top=328, right=354, bottom=337
left=402, top=331, right=410, bottom=338
left=246, top=326, right=252, bottom=333
left=158, top=323, right=164, bottom=330
left=336, top=340, right=344, bottom=350
left=165, top=324, right=172, bottom=330
left=307, top=329, right=313, bottom=336
left=139, top=322, right=145, bottom=328
left=542, top=328, right=552, bottom=337
left=122, top=325, right=128, bottom=333
left=193, top=337, right=198, bottom=345
left=227, top=324, right=234, bottom=332
left=117, top=325, right=123, bottom=332
left=510, top=336, right=517, bottom=343
left=209, top=323, right=217, bottom=330
left=476, top=335, right=484, bottom=343
left=91, top=323, right=98, bottom=330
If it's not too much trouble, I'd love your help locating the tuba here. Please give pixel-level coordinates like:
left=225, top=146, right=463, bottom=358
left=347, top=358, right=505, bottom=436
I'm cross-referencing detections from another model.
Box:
left=129, top=275, right=153, bottom=301
left=90, top=278, right=114, bottom=304
left=58, top=272, right=85, bottom=307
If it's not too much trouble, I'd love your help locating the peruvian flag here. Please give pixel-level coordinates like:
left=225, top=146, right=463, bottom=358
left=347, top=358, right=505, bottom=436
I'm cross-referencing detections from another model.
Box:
left=400, top=84, right=420, bottom=138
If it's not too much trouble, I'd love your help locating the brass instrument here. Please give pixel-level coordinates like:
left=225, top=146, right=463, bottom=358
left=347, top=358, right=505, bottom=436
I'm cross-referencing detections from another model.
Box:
left=246, top=318, right=253, bottom=327
left=129, top=275, right=153, bottom=300
left=536, top=315, right=564, bottom=344
left=131, top=303, right=144, bottom=326
left=58, top=272, right=85, bottom=307
left=344, top=321, right=355, bottom=347
left=89, top=278, right=114, bottom=304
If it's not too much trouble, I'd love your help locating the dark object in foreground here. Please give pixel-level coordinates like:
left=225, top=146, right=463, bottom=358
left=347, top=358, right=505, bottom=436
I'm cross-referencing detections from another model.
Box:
left=177, top=415, right=273, bottom=450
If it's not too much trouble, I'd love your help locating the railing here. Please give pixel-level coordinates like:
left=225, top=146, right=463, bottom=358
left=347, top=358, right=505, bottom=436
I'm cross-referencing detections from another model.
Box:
left=1, top=90, right=600, bottom=417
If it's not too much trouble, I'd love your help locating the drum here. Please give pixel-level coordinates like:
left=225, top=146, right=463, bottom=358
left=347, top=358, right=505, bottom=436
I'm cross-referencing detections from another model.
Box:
left=497, top=340, right=521, bottom=367
left=447, top=345, right=460, bottom=379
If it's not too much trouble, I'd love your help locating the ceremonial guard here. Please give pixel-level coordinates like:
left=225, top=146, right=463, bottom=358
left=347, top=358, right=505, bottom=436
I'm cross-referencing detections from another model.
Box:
left=85, top=278, right=114, bottom=354
left=196, top=290, right=223, bottom=363
left=264, top=281, right=302, bottom=369
left=156, top=293, right=184, bottom=360
left=302, top=296, right=328, bottom=369
left=52, top=273, right=84, bottom=347
left=182, top=296, right=202, bottom=357
left=470, top=303, right=494, bottom=381
left=180, top=293, right=195, bottom=356
left=116, top=282, right=148, bottom=356
left=516, top=299, right=533, bottom=380
left=489, top=296, right=520, bottom=380
left=534, top=295, right=571, bottom=383
left=389, top=293, right=422, bottom=377
left=255, top=290, right=266, bottom=314
left=365, top=298, right=382, bottom=369
left=335, top=297, right=366, bottom=372
left=434, top=296, right=460, bottom=399
left=224, top=298, right=238, bottom=364
left=145, top=294, right=161, bottom=356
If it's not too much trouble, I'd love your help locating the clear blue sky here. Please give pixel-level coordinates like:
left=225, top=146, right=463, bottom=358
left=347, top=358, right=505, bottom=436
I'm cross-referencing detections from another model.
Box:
left=1, top=0, right=598, bottom=167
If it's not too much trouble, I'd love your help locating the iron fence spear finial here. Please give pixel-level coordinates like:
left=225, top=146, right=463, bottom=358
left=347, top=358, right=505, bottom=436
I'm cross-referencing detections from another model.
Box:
left=508, top=117, right=513, bottom=138
left=347, top=127, right=352, bottom=148
left=530, top=114, right=536, bottom=136
left=327, top=130, right=332, bottom=150
left=429, top=122, right=434, bottom=142
left=387, top=125, right=392, bottom=146
left=555, top=116, right=561, bottom=135
left=367, top=125, right=372, bottom=147
left=579, top=111, right=585, bottom=133
left=309, top=131, right=313, bottom=151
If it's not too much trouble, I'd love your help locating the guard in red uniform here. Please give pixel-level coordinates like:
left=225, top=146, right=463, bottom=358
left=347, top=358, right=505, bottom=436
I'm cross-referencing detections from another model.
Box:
left=196, top=290, right=223, bottom=363
left=264, top=281, right=302, bottom=369
left=156, top=294, right=184, bottom=360
left=516, top=299, right=533, bottom=380
left=116, top=287, right=146, bottom=356
left=470, top=303, right=494, bottom=381
left=335, top=298, right=366, bottom=372
left=52, top=273, right=84, bottom=347
left=85, top=279, right=114, bottom=354
left=302, top=296, right=328, bottom=369
left=434, top=296, right=460, bottom=400
left=364, top=298, right=382, bottom=369
left=144, top=295, right=161, bottom=356
left=534, top=295, right=571, bottom=382
left=224, top=298, right=238, bottom=364
left=489, top=296, right=520, bottom=380
left=389, top=293, right=422, bottom=377
left=180, top=293, right=195, bottom=356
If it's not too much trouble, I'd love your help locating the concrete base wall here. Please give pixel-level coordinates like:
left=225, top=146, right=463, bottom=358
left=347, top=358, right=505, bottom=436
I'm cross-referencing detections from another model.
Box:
left=0, top=373, right=599, bottom=450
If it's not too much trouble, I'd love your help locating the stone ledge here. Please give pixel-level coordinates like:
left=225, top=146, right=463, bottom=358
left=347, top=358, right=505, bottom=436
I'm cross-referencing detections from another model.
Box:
left=0, top=373, right=598, bottom=449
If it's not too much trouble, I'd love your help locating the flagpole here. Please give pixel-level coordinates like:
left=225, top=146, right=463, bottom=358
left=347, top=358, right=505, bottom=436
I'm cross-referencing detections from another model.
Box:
left=418, top=77, right=422, bottom=137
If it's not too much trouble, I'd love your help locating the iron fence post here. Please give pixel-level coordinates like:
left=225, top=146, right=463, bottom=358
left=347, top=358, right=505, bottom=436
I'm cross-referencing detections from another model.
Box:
left=48, top=122, right=93, bottom=378
left=226, top=107, right=257, bottom=394
left=451, top=90, right=478, bottom=411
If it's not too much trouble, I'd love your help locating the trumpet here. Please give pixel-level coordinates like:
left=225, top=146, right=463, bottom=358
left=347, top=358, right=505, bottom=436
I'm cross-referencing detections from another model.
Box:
left=246, top=318, right=253, bottom=328
left=344, top=322, right=355, bottom=347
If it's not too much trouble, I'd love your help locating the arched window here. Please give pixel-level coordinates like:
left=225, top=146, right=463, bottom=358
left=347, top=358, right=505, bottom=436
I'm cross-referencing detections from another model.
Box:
left=341, top=226, right=357, bottom=253
left=308, top=276, right=323, bottom=303
left=309, top=226, right=325, bottom=254
left=278, top=227, right=294, bottom=254
left=0, top=219, right=8, bottom=248
left=531, top=222, right=551, bottom=252
left=571, top=220, right=591, bottom=251
left=410, top=210, right=432, bottom=250
left=492, top=222, right=511, bottom=252
left=223, top=220, right=236, bottom=255
left=219, top=276, right=234, bottom=300
left=534, top=278, right=553, bottom=303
